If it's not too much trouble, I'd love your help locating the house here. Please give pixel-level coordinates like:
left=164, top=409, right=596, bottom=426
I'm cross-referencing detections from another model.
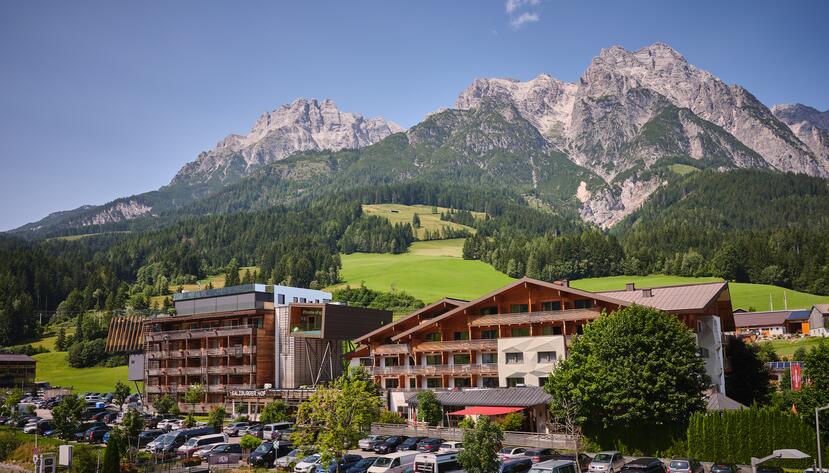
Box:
left=0, top=354, right=36, bottom=388
left=351, top=277, right=734, bottom=419
left=809, top=304, right=829, bottom=337
left=733, top=309, right=811, bottom=336
left=118, top=284, right=391, bottom=414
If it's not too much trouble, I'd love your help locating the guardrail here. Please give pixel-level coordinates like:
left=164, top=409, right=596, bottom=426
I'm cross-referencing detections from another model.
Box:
left=371, top=423, right=576, bottom=449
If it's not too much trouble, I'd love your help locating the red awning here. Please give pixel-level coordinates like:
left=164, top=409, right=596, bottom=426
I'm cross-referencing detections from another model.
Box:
left=448, top=406, right=524, bottom=416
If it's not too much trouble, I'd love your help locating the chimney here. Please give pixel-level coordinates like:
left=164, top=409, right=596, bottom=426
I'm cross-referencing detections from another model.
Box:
left=625, top=282, right=636, bottom=291
left=642, top=288, right=653, bottom=298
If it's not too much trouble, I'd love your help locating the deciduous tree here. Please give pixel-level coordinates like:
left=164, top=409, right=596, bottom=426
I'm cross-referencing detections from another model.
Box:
left=416, top=390, right=443, bottom=427
left=458, top=417, right=503, bottom=473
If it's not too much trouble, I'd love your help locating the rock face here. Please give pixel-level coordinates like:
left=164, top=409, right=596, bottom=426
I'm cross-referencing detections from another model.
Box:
left=455, top=43, right=829, bottom=226
left=172, top=98, right=401, bottom=186
left=772, top=103, right=829, bottom=165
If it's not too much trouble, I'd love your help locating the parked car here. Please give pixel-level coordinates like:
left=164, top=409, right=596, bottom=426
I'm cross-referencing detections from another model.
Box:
left=359, top=435, right=389, bottom=451
left=499, top=447, right=531, bottom=461
left=398, top=436, right=427, bottom=451
left=137, top=430, right=165, bottom=448
left=295, top=454, right=323, bottom=473
left=278, top=449, right=314, bottom=469
left=176, top=433, right=228, bottom=457
left=558, top=453, right=592, bottom=473
left=499, top=457, right=534, bottom=473
left=438, top=441, right=463, bottom=452
left=620, top=458, right=666, bottom=473
left=223, top=421, right=251, bottom=437
left=755, top=468, right=783, bottom=473
left=413, top=451, right=460, bottom=473
left=207, top=442, right=243, bottom=458
left=85, top=425, right=111, bottom=444
left=194, top=442, right=227, bottom=460
left=368, top=452, right=418, bottom=473
left=668, top=459, right=703, bottom=473
left=73, top=422, right=105, bottom=441
left=248, top=440, right=293, bottom=468
left=375, top=436, right=408, bottom=454
left=416, top=438, right=445, bottom=453
left=347, top=457, right=379, bottom=473
left=589, top=452, right=626, bottom=473
left=710, top=465, right=738, bottom=473
left=525, top=449, right=560, bottom=463
left=263, top=422, right=293, bottom=440
left=23, top=420, right=51, bottom=435
left=156, top=418, right=181, bottom=431
left=530, top=460, right=580, bottom=473
left=322, top=454, right=364, bottom=473
left=244, top=424, right=265, bottom=438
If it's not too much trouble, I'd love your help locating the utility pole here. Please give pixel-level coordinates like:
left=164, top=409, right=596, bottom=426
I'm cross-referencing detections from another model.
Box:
left=769, top=294, right=773, bottom=311
left=784, top=291, right=788, bottom=310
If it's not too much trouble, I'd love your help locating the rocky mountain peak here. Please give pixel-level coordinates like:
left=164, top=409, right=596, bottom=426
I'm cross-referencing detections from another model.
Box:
left=172, top=98, right=402, bottom=186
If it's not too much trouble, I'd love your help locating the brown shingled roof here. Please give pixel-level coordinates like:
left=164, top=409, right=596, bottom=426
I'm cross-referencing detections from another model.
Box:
left=470, top=308, right=599, bottom=327
left=596, top=281, right=728, bottom=313
left=734, top=311, right=791, bottom=328
left=353, top=297, right=466, bottom=344
left=0, top=354, right=36, bottom=362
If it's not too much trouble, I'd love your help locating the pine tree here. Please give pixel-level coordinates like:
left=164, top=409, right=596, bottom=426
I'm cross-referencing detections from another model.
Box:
left=412, top=213, right=421, bottom=229
left=225, top=258, right=241, bottom=286
left=100, top=431, right=120, bottom=473
left=55, top=327, right=66, bottom=352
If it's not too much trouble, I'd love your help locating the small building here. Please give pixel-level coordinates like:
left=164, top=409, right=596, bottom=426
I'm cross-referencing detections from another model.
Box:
left=0, top=354, right=36, bottom=388
left=809, top=304, right=829, bottom=337
left=734, top=310, right=811, bottom=336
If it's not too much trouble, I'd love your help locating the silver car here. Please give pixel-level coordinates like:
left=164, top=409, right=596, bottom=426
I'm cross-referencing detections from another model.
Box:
left=359, top=435, right=389, bottom=451
left=588, top=452, right=625, bottom=473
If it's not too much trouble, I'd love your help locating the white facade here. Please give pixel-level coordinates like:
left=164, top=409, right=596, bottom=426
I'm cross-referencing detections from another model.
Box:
left=273, top=285, right=331, bottom=306
left=696, top=315, right=726, bottom=393
left=497, top=335, right=565, bottom=388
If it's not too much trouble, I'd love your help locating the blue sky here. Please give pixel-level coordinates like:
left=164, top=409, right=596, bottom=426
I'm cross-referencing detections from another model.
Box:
left=1, top=0, right=828, bottom=231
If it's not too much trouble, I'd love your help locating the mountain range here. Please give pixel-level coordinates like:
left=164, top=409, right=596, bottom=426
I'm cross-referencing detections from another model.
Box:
left=11, top=43, right=829, bottom=236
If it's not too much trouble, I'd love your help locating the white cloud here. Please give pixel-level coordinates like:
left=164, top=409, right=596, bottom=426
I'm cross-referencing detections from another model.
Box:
left=505, top=0, right=540, bottom=14
left=505, top=0, right=542, bottom=29
left=510, top=11, right=540, bottom=29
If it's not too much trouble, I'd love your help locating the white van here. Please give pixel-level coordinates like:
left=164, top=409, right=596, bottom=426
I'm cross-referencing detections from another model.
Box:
left=414, top=452, right=461, bottom=473
left=369, top=452, right=419, bottom=473
left=176, top=433, right=228, bottom=457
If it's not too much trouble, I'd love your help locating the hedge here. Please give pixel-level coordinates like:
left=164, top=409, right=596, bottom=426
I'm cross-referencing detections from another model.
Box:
left=687, top=407, right=822, bottom=466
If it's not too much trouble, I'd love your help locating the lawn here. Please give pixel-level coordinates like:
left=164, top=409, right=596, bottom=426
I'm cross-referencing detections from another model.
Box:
left=151, top=266, right=260, bottom=306
left=332, top=239, right=514, bottom=302
left=767, top=337, right=829, bottom=358
left=33, top=351, right=132, bottom=394
left=362, top=203, right=481, bottom=240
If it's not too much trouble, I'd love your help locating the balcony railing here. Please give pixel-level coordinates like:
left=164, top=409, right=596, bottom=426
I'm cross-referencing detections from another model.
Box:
left=145, top=326, right=255, bottom=342
left=147, top=364, right=255, bottom=376
left=145, top=345, right=256, bottom=359
left=371, top=363, right=498, bottom=376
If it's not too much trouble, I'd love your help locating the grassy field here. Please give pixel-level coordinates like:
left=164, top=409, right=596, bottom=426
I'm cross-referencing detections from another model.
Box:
left=33, top=351, right=132, bottom=394
left=767, top=337, right=829, bottom=358
left=333, top=239, right=513, bottom=302
left=571, top=275, right=829, bottom=311
left=362, top=203, right=481, bottom=240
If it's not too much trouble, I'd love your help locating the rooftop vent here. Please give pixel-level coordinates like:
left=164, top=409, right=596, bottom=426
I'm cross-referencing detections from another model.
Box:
left=642, top=288, right=653, bottom=298
left=559, top=279, right=569, bottom=287
left=625, top=282, right=636, bottom=291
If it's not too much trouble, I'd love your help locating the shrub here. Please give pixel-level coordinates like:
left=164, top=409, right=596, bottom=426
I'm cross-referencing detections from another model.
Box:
left=240, top=434, right=262, bottom=451
left=67, top=339, right=107, bottom=368
left=378, top=410, right=406, bottom=425
left=497, top=412, right=524, bottom=432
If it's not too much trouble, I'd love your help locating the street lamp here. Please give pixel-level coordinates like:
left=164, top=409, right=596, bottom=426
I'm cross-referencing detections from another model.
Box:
left=817, top=403, right=829, bottom=473
left=751, top=449, right=811, bottom=473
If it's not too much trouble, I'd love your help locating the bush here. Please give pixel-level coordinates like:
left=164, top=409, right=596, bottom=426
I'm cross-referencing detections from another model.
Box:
left=378, top=410, right=406, bottom=424
left=102, top=355, right=128, bottom=367
left=240, top=434, right=262, bottom=451
left=497, top=412, right=524, bottom=432
left=67, top=339, right=107, bottom=368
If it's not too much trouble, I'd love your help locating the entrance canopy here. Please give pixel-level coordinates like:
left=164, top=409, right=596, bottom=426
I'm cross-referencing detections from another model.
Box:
left=448, top=406, right=524, bottom=416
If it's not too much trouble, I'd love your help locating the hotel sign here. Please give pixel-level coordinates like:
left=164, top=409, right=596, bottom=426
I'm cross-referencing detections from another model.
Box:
left=228, top=389, right=277, bottom=398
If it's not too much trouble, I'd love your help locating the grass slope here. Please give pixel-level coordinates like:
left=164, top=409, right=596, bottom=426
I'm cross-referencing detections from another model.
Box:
left=334, top=239, right=513, bottom=302
left=768, top=337, right=829, bottom=358
left=362, top=204, right=481, bottom=239
left=571, top=275, right=829, bottom=311
left=33, top=351, right=131, bottom=394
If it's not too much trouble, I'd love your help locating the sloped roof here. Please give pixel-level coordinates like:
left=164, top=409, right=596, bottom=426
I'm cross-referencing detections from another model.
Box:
left=405, top=387, right=551, bottom=407
left=470, top=309, right=599, bottom=327
left=0, top=354, right=35, bottom=362
left=354, top=297, right=466, bottom=344
left=734, top=311, right=790, bottom=328
left=706, top=392, right=746, bottom=411
left=813, top=304, right=829, bottom=315
left=413, top=339, right=497, bottom=353
left=596, top=282, right=728, bottom=312
left=787, top=310, right=811, bottom=321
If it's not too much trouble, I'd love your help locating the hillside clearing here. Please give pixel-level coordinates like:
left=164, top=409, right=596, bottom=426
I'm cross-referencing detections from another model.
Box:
left=34, top=351, right=132, bottom=394
left=362, top=204, right=480, bottom=239
left=767, top=337, right=828, bottom=358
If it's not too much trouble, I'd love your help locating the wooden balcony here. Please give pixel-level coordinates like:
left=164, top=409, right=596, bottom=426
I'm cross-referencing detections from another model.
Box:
left=371, top=363, right=498, bottom=376
left=145, top=326, right=255, bottom=342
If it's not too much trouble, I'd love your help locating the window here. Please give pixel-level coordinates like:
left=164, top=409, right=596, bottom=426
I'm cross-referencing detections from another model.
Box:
left=505, top=352, right=524, bottom=364
left=537, top=377, right=548, bottom=386
left=541, top=325, right=563, bottom=335
left=481, top=329, right=498, bottom=339
left=480, top=352, right=497, bottom=364
left=453, top=331, right=469, bottom=341
left=542, top=301, right=562, bottom=311
left=574, top=299, right=593, bottom=309
left=409, top=378, right=418, bottom=388
left=277, top=294, right=286, bottom=305
left=299, top=297, right=307, bottom=303
left=425, top=355, right=441, bottom=366
left=359, top=358, right=373, bottom=367
left=511, top=327, right=530, bottom=337
left=425, top=332, right=441, bottom=342
left=384, top=357, right=399, bottom=367
left=538, top=351, right=557, bottom=364
left=507, top=377, right=525, bottom=388
left=510, top=304, right=529, bottom=313
left=453, top=378, right=471, bottom=388
left=249, top=317, right=264, bottom=328
left=385, top=378, right=399, bottom=389
left=482, top=377, right=499, bottom=388
left=453, top=354, right=470, bottom=365
left=480, top=306, right=498, bottom=315
left=426, top=378, right=443, bottom=388
left=576, top=324, right=584, bottom=334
